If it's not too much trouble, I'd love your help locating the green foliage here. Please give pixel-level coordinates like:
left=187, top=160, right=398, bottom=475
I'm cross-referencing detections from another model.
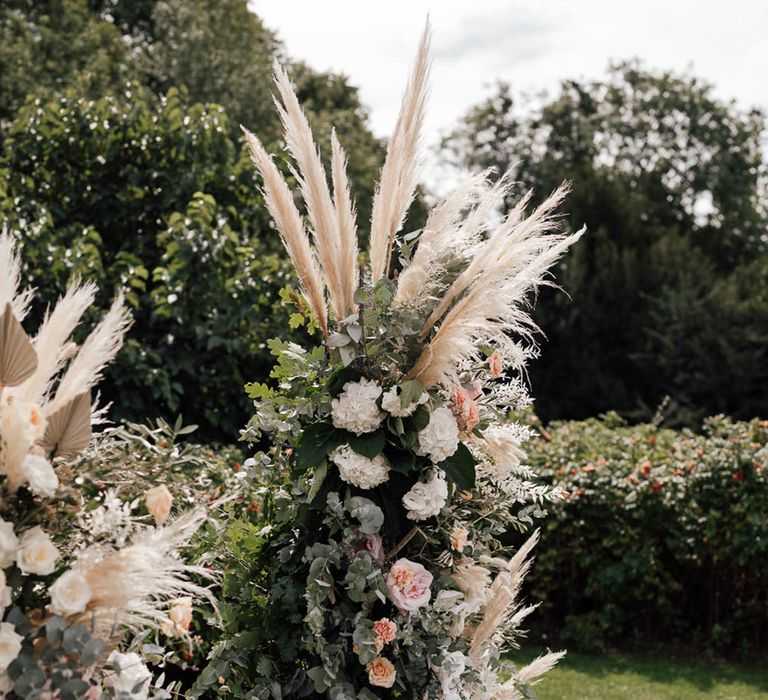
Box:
left=444, top=63, right=768, bottom=426
left=523, top=414, right=768, bottom=655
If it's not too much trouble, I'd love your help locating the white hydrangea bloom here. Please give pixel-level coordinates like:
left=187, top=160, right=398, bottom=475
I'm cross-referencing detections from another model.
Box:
left=381, top=385, right=428, bottom=417
left=21, top=454, right=59, bottom=498
left=331, top=378, right=385, bottom=435
left=417, top=407, right=459, bottom=463
left=330, top=445, right=390, bottom=489
left=0, top=520, right=18, bottom=569
left=435, top=650, right=468, bottom=700
left=402, top=469, right=448, bottom=520
left=106, top=651, right=151, bottom=700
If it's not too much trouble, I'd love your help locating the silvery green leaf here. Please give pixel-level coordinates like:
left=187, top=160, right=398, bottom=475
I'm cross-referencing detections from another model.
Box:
left=327, top=332, right=351, bottom=347
left=346, top=496, right=384, bottom=534
left=346, top=323, right=362, bottom=343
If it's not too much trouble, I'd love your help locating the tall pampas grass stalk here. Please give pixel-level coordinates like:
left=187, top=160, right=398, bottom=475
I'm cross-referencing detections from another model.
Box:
left=331, top=129, right=359, bottom=314
left=407, top=193, right=585, bottom=388
left=395, top=170, right=500, bottom=307
left=48, top=293, right=132, bottom=413
left=369, top=21, right=431, bottom=283
left=15, top=281, right=97, bottom=404
left=0, top=229, right=34, bottom=321
left=272, top=62, right=351, bottom=321
left=242, top=127, right=329, bottom=334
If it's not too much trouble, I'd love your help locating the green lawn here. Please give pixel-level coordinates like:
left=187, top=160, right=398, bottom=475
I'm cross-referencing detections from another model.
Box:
left=509, top=649, right=768, bottom=699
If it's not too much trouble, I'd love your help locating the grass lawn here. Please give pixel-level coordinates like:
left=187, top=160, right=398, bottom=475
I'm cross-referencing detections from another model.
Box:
left=509, top=648, right=768, bottom=699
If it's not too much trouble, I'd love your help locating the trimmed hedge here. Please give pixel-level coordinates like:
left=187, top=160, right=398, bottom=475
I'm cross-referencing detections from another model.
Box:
left=525, top=413, right=768, bottom=655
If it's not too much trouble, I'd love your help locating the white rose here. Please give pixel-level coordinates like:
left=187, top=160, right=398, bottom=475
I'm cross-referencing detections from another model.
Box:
left=331, top=379, right=384, bottom=435
left=49, top=569, right=92, bottom=616
left=0, top=570, right=11, bottom=612
left=0, top=520, right=18, bottom=569
left=330, top=445, right=390, bottom=490
left=417, top=407, right=459, bottom=463
left=17, top=526, right=59, bottom=576
left=106, top=651, right=151, bottom=700
left=0, top=671, right=12, bottom=695
left=21, top=454, right=59, bottom=498
left=0, top=623, right=22, bottom=671
left=402, top=469, right=449, bottom=521
left=381, top=386, right=428, bottom=417
left=145, top=485, right=173, bottom=524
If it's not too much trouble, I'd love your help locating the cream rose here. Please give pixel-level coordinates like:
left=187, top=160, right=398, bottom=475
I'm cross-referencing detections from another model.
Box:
left=161, top=597, right=193, bottom=637
left=0, top=571, right=11, bottom=612
left=367, top=656, right=396, bottom=688
left=106, top=651, right=151, bottom=700
left=22, top=454, right=59, bottom=498
left=386, top=558, right=433, bottom=612
left=49, top=569, right=92, bottom=616
left=402, top=469, right=448, bottom=521
left=0, top=520, right=17, bottom=569
left=330, top=445, right=390, bottom=490
left=417, top=407, right=459, bottom=463
left=0, top=623, right=22, bottom=670
left=331, top=379, right=384, bottom=435
left=145, top=485, right=173, bottom=524
left=17, top=526, right=59, bottom=576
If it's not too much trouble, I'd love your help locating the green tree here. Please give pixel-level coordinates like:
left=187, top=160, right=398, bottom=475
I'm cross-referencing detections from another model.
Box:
left=444, top=63, right=768, bottom=425
left=1, top=85, right=290, bottom=440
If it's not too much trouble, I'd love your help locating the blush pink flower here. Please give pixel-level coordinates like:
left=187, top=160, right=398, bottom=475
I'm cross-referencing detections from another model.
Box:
left=352, top=531, right=385, bottom=564
left=489, top=352, right=503, bottom=378
left=386, top=558, right=433, bottom=612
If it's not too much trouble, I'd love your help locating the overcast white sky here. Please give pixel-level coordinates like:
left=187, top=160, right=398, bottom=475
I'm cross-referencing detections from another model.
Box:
left=251, top=1, right=768, bottom=191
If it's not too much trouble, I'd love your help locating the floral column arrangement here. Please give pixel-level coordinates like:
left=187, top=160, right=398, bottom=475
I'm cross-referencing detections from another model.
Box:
left=208, top=21, right=584, bottom=700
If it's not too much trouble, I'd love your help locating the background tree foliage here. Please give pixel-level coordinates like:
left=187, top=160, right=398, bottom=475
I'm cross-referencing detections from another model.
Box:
left=444, top=63, right=768, bottom=426
left=0, top=0, right=389, bottom=440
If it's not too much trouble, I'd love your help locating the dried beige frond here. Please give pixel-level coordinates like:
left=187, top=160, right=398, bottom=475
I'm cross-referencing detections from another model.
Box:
left=0, top=230, right=34, bottom=321
left=331, top=129, right=359, bottom=315
left=48, top=293, right=132, bottom=414
left=273, top=62, right=352, bottom=321
left=516, top=650, right=567, bottom=684
left=15, top=282, right=97, bottom=404
left=469, top=530, right=540, bottom=665
left=369, top=21, right=431, bottom=283
left=242, top=127, right=328, bottom=334
left=78, top=510, right=215, bottom=636
left=407, top=188, right=584, bottom=388
left=395, top=170, right=499, bottom=306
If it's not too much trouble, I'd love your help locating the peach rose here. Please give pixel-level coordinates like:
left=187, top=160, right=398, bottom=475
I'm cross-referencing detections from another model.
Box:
left=450, top=524, right=468, bottom=552
left=489, top=352, right=503, bottom=378
left=161, top=597, right=193, bottom=636
left=367, top=657, right=396, bottom=688
left=145, top=485, right=173, bottom=524
left=373, top=618, right=397, bottom=645
left=386, top=558, right=432, bottom=612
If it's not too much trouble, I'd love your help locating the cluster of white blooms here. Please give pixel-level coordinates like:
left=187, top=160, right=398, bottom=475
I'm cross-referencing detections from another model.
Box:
left=330, top=445, right=390, bottom=489
left=380, top=385, right=428, bottom=417
left=106, top=651, right=151, bottom=699
left=402, top=469, right=448, bottom=521
left=331, top=379, right=385, bottom=435
left=416, top=407, right=459, bottom=463
left=20, top=454, right=58, bottom=498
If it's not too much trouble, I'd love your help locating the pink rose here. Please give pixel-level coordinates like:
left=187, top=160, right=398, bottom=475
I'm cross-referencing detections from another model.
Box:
left=373, top=618, right=397, bottom=644
left=386, top=558, right=433, bottom=611
left=352, top=531, right=385, bottom=564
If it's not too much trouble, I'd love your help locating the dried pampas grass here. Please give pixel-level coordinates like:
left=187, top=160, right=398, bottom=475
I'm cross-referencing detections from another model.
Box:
left=48, top=293, right=132, bottom=414
left=0, top=230, right=33, bottom=322
left=77, top=509, right=215, bottom=636
left=242, top=127, right=329, bottom=334
left=407, top=184, right=585, bottom=388
left=369, top=22, right=431, bottom=283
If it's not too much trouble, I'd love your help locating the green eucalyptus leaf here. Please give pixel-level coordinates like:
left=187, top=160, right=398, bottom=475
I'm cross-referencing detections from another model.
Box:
left=438, top=443, right=477, bottom=490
